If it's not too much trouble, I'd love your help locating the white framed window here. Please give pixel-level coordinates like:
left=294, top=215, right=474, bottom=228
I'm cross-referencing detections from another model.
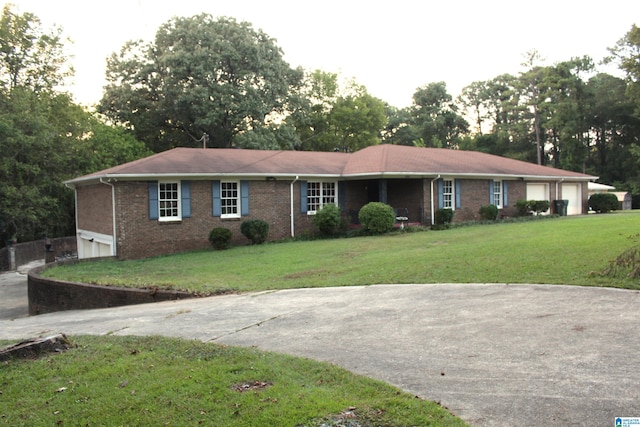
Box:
left=493, top=180, right=503, bottom=208
left=221, top=181, right=240, bottom=218
left=158, top=182, right=181, bottom=221
left=442, top=179, right=453, bottom=209
left=307, top=181, right=336, bottom=214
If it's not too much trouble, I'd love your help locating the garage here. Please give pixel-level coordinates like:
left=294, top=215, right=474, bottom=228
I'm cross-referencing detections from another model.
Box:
left=561, top=183, right=582, bottom=215
left=526, top=183, right=550, bottom=214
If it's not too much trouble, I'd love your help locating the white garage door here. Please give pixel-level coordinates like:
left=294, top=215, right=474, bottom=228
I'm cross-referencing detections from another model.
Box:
left=526, top=183, right=550, bottom=214
left=562, top=183, right=581, bottom=215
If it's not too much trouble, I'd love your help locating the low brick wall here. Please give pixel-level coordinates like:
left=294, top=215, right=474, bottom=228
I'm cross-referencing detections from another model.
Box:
left=1, top=236, right=77, bottom=271
left=28, top=261, right=195, bottom=315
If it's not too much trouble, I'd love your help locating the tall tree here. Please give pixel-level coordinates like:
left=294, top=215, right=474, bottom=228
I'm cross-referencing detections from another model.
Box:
left=0, top=4, right=72, bottom=93
left=607, top=24, right=640, bottom=114
left=291, top=71, right=387, bottom=152
left=410, top=82, right=469, bottom=148
left=99, top=15, right=304, bottom=152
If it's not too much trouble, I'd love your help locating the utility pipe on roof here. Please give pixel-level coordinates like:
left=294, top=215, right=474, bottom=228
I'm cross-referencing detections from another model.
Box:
left=290, top=176, right=299, bottom=237
left=430, top=175, right=441, bottom=225
left=99, top=178, right=117, bottom=257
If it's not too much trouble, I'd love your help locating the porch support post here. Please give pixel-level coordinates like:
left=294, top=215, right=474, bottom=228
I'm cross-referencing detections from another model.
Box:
left=378, top=179, right=388, bottom=204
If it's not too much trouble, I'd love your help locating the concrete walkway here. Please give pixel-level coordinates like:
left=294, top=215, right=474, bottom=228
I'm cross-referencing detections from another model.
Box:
left=1, top=269, right=639, bottom=426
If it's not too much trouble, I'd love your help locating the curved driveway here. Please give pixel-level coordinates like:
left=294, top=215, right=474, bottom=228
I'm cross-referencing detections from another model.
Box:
left=1, top=270, right=639, bottom=426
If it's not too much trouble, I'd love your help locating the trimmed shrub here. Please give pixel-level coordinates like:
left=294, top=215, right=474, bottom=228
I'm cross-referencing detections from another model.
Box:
left=479, top=204, right=499, bottom=221
left=358, top=202, right=395, bottom=235
left=515, top=200, right=550, bottom=216
left=589, top=192, right=618, bottom=213
left=240, top=219, right=269, bottom=244
left=312, top=204, right=343, bottom=236
left=209, top=227, right=232, bottom=250
left=515, top=199, right=531, bottom=216
left=435, top=208, right=454, bottom=225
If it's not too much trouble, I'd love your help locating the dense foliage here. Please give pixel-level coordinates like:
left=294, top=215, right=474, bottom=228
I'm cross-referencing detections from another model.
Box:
left=240, top=219, right=269, bottom=245
left=434, top=208, right=454, bottom=226
left=358, top=202, right=395, bottom=235
left=0, top=5, right=150, bottom=245
left=589, top=193, right=619, bottom=213
left=99, top=15, right=304, bottom=152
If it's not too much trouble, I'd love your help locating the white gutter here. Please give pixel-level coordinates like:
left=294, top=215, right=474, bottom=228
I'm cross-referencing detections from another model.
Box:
left=64, top=182, right=80, bottom=256
left=99, top=177, right=117, bottom=256
left=430, top=175, right=441, bottom=225
left=290, top=176, right=299, bottom=237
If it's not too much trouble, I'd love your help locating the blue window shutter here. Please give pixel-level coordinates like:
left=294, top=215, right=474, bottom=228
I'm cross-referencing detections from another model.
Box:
left=300, top=180, right=308, bottom=213
left=181, top=181, right=191, bottom=218
left=338, top=181, right=346, bottom=211
left=241, top=181, right=249, bottom=216
left=212, top=180, right=221, bottom=217
left=503, top=181, right=509, bottom=207
left=455, top=180, right=461, bottom=209
left=489, top=180, right=494, bottom=205
left=437, top=179, right=443, bottom=209
left=148, top=182, right=158, bottom=220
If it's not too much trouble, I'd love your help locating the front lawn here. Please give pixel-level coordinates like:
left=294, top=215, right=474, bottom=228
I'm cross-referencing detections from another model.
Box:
left=0, top=336, right=466, bottom=426
left=43, top=212, right=640, bottom=292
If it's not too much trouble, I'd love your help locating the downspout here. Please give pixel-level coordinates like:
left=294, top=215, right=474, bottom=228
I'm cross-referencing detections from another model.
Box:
left=430, top=175, right=441, bottom=225
left=100, top=178, right=117, bottom=256
left=290, top=176, right=299, bottom=238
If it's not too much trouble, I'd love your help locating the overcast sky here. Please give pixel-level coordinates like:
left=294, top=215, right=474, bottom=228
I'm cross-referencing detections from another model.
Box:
left=9, top=0, right=640, bottom=108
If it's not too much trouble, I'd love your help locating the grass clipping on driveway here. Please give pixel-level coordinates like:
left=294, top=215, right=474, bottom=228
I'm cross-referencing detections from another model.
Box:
left=44, top=212, right=640, bottom=293
left=0, top=335, right=466, bottom=426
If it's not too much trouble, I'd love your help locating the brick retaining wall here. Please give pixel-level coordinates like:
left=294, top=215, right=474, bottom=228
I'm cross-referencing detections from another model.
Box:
left=27, top=261, right=195, bottom=315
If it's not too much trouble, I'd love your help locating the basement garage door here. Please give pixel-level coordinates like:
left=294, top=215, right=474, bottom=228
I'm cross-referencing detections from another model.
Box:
left=562, top=183, right=582, bottom=215
left=526, top=183, right=550, bottom=214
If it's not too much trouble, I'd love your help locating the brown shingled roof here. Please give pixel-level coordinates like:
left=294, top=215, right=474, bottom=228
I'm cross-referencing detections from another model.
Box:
left=67, top=144, right=595, bottom=185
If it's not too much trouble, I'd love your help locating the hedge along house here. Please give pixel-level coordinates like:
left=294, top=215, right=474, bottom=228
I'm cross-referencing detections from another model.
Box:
left=65, top=144, right=596, bottom=260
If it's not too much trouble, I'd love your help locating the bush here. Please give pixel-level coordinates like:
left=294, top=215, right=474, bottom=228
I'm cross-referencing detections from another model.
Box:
left=312, top=204, right=343, bottom=236
left=531, top=200, right=550, bottom=215
left=434, top=208, right=454, bottom=225
left=240, top=219, right=269, bottom=244
left=358, top=202, right=395, bottom=235
left=479, top=204, right=499, bottom=221
left=589, top=192, right=619, bottom=213
left=515, top=200, right=550, bottom=216
left=209, top=227, right=232, bottom=250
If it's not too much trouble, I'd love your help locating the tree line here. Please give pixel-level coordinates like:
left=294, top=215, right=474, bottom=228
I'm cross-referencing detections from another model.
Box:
left=1, top=4, right=639, bottom=244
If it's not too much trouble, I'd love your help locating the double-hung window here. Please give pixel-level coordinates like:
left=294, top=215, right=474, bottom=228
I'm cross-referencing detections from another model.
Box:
left=306, top=181, right=336, bottom=214
left=442, top=179, right=453, bottom=209
left=493, top=180, right=503, bottom=208
left=220, top=181, right=240, bottom=218
left=158, top=182, right=181, bottom=221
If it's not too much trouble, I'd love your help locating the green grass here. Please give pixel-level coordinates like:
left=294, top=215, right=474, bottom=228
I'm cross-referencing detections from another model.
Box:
left=44, top=212, right=640, bottom=292
left=0, top=335, right=466, bottom=426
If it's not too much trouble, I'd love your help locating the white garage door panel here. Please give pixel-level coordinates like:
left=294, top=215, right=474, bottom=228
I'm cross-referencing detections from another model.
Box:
left=562, top=183, right=581, bottom=215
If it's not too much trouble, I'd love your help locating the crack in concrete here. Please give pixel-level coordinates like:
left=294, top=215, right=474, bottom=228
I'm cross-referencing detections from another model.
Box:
left=207, top=313, right=286, bottom=342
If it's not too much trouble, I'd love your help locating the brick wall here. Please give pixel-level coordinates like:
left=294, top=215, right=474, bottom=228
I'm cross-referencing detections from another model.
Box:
left=77, top=184, right=113, bottom=235
left=113, top=179, right=317, bottom=260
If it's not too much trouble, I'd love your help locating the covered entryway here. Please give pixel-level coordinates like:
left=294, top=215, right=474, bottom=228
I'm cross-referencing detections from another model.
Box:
left=561, top=183, right=582, bottom=215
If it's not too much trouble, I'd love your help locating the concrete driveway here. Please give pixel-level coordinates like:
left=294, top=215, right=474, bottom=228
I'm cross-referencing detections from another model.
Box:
left=1, top=269, right=639, bottom=426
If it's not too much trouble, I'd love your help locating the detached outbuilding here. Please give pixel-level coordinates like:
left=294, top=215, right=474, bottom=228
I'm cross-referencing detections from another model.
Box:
left=65, top=144, right=596, bottom=260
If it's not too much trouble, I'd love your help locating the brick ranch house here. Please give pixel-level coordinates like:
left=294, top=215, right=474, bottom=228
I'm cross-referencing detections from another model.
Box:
left=65, top=144, right=596, bottom=260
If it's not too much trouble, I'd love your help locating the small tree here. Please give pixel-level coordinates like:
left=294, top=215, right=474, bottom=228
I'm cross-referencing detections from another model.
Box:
left=358, top=202, right=395, bottom=235
left=209, top=227, right=232, bottom=250
left=240, top=219, right=269, bottom=244
left=531, top=200, right=550, bottom=215
left=589, top=193, right=619, bottom=213
left=312, top=204, right=342, bottom=236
